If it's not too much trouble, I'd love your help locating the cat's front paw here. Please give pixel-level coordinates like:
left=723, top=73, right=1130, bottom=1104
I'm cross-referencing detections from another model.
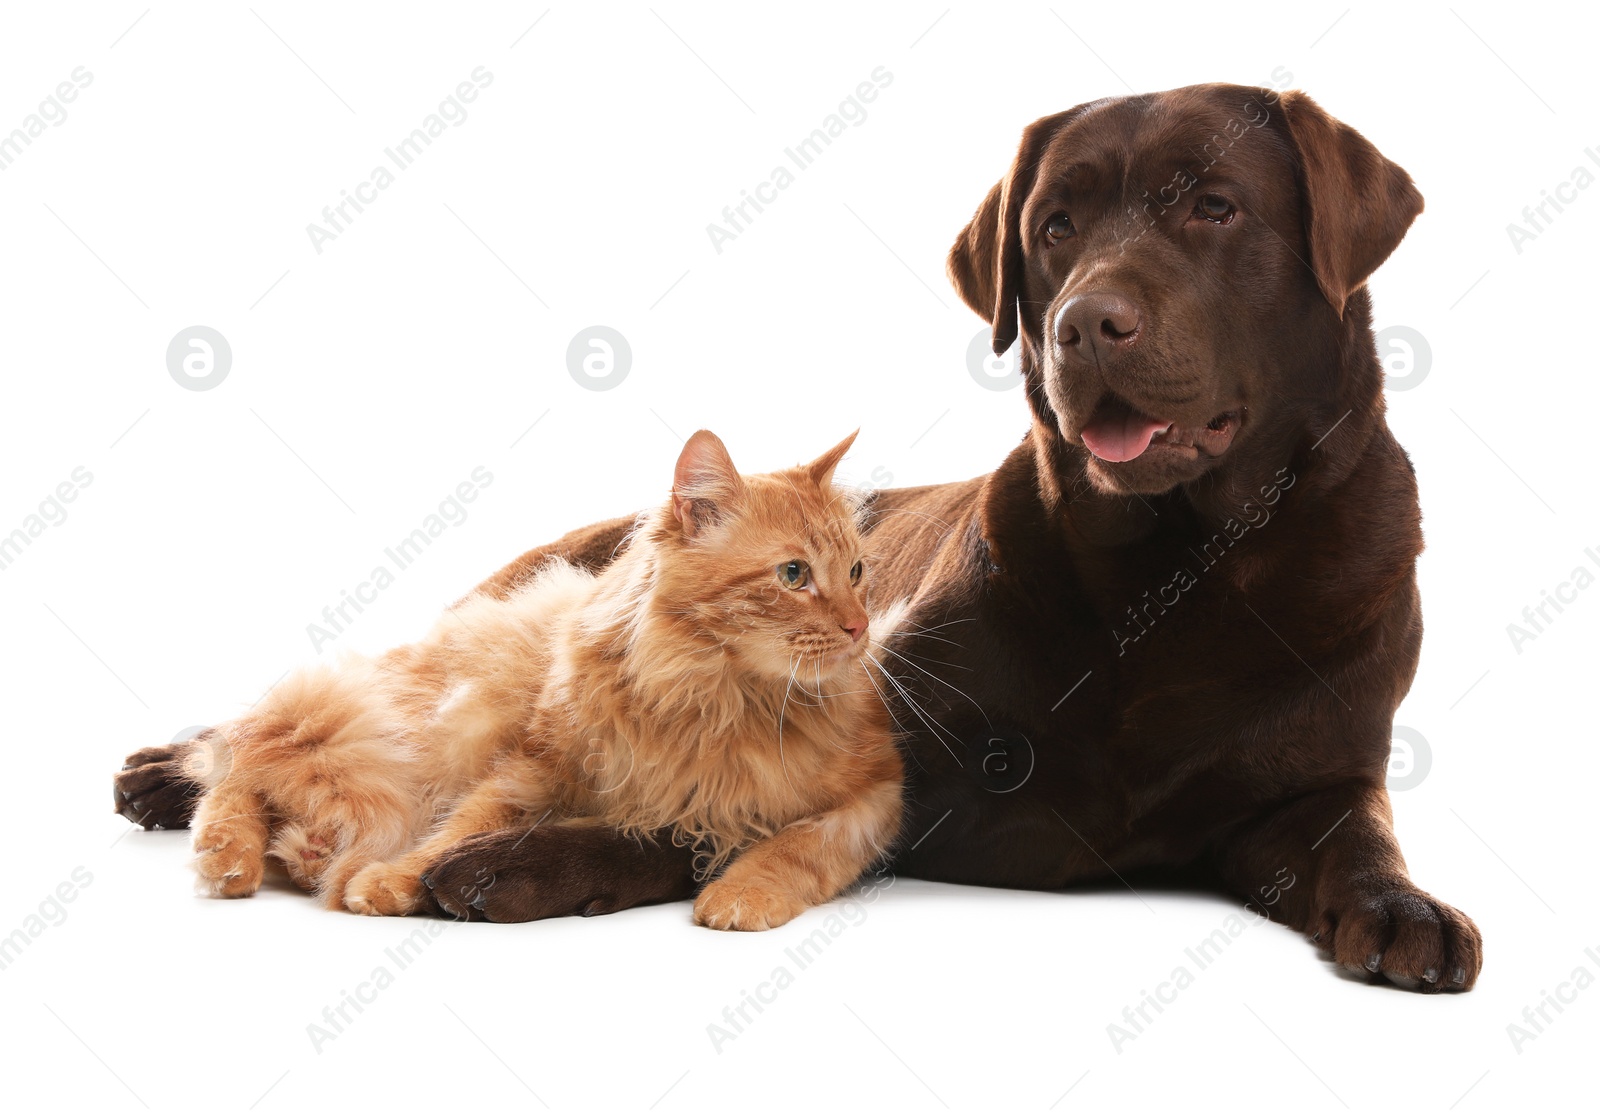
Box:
left=693, top=878, right=807, bottom=932
left=193, top=819, right=265, bottom=898
left=344, top=862, right=423, bottom=916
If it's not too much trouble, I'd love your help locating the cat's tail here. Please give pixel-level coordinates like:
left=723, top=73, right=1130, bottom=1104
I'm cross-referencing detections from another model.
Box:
left=187, top=656, right=430, bottom=906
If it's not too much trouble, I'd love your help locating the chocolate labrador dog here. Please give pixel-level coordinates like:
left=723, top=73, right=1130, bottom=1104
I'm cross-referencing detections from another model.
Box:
left=116, top=83, right=1480, bottom=991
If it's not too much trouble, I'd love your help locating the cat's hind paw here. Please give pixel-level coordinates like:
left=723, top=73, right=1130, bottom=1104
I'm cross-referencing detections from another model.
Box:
left=269, top=825, right=337, bottom=891
left=344, top=862, right=423, bottom=916
left=193, top=818, right=266, bottom=898
left=693, top=879, right=807, bottom=932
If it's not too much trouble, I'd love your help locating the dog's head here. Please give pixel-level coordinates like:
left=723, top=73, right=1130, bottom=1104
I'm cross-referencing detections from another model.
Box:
left=949, top=83, right=1422, bottom=496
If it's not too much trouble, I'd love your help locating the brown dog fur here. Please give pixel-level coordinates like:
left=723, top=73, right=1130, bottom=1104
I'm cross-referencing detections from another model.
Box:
left=118, top=84, right=1480, bottom=990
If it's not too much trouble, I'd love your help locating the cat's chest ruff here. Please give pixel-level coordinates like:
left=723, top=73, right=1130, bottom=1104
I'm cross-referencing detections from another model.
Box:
left=635, top=699, right=844, bottom=776
left=586, top=690, right=848, bottom=811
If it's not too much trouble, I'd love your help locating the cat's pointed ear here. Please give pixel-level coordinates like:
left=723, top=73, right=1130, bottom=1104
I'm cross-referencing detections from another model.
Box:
left=805, top=429, right=858, bottom=490
left=672, top=430, right=744, bottom=537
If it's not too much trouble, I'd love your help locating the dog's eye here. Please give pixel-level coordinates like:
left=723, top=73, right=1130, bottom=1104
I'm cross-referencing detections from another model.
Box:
left=850, top=560, right=864, bottom=585
left=779, top=560, right=810, bottom=589
left=1045, top=213, right=1076, bottom=242
left=1196, top=194, right=1235, bottom=223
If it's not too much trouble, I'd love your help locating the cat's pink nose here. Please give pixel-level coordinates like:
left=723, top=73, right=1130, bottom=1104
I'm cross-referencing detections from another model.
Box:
left=842, top=616, right=868, bottom=643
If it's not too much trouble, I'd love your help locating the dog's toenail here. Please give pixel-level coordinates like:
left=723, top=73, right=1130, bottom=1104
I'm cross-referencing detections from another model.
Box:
left=420, top=872, right=434, bottom=889
left=1452, top=967, right=1466, bottom=984
left=1422, top=967, right=1439, bottom=983
left=1365, top=953, right=1382, bottom=972
left=468, top=890, right=486, bottom=910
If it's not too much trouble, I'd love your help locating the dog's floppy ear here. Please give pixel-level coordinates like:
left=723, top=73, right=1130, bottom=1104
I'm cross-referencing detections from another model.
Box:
left=947, top=110, right=1077, bottom=355
left=1276, top=90, right=1423, bottom=316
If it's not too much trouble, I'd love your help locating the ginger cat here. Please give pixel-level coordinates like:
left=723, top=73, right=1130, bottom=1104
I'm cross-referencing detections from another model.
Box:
left=185, top=430, right=904, bottom=931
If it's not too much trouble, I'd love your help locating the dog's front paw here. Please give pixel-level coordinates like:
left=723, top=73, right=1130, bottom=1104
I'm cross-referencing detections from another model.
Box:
left=693, top=878, right=807, bottom=932
left=115, top=743, right=203, bottom=829
left=1314, top=884, right=1482, bottom=992
left=193, top=818, right=265, bottom=898
left=344, top=863, right=423, bottom=916
left=419, top=824, right=698, bottom=923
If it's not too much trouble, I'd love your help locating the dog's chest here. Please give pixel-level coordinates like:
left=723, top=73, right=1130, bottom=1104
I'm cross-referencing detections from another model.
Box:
left=894, top=532, right=1360, bottom=846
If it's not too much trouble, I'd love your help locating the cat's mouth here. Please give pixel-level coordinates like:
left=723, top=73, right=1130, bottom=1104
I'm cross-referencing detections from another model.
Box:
left=788, top=640, right=864, bottom=675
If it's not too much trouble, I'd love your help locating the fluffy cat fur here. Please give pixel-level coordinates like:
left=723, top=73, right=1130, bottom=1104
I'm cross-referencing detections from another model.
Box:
left=184, top=430, right=905, bottom=931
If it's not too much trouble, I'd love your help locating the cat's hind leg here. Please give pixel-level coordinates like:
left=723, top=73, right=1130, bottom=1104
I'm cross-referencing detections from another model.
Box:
left=345, top=766, right=541, bottom=916
left=191, top=777, right=270, bottom=898
left=195, top=657, right=423, bottom=905
left=268, top=822, right=339, bottom=891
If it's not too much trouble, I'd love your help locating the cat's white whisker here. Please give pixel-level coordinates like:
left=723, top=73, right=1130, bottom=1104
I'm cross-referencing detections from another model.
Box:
left=886, top=630, right=963, bottom=649
left=860, top=663, right=914, bottom=739
left=879, top=644, right=994, bottom=729
left=881, top=642, right=972, bottom=673
left=776, top=655, right=798, bottom=788
left=865, top=650, right=966, bottom=767
left=884, top=615, right=977, bottom=648
left=898, top=616, right=977, bottom=636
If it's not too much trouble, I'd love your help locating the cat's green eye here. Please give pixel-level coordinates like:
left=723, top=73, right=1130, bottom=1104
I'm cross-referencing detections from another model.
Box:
left=779, top=560, right=810, bottom=589
left=850, top=560, right=864, bottom=585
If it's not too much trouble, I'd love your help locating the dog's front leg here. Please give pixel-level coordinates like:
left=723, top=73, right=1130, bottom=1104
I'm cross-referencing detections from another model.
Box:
left=1208, top=781, right=1482, bottom=991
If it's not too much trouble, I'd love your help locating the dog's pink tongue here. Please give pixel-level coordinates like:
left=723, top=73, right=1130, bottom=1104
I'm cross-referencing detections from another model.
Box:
left=1081, top=408, right=1170, bottom=463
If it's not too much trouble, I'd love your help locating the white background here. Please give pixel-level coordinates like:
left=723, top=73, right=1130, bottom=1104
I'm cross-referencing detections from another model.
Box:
left=1, top=2, right=1595, bottom=1114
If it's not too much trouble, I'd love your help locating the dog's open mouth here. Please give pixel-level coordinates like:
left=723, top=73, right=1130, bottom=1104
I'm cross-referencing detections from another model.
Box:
left=1079, top=395, right=1240, bottom=463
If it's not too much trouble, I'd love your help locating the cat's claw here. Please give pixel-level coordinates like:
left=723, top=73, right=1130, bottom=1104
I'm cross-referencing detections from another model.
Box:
left=344, top=863, right=423, bottom=917
left=692, top=878, right=806, bottom=932
left=193, top=820, right=265, bottom=898
left=269, top=826, right=337, bottom=891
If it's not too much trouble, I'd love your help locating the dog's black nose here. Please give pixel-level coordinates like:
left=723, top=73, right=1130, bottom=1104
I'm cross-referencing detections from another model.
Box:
left=1055, top=292, right=1141, bottom=358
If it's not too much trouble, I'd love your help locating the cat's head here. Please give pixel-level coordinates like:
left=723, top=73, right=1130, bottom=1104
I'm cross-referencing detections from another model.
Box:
left=651, top=429, right=874, bottom=685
